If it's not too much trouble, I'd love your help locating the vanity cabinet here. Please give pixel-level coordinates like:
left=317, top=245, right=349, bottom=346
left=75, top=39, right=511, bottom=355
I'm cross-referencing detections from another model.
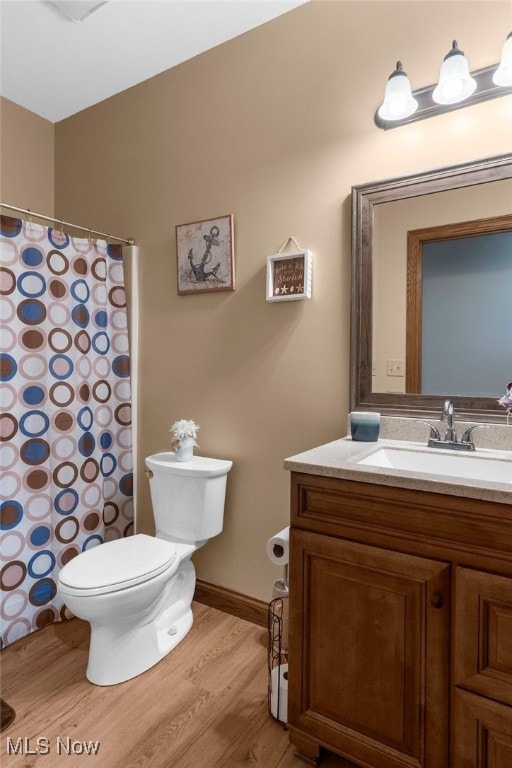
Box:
left=287, top=473, right=512, bottom=768
left=452, top=568, right=512, bottom=767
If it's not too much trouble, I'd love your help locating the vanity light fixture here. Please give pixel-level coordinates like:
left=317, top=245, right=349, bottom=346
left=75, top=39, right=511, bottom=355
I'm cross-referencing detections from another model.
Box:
left=432, top=41, right=476, bottom=104
left=376, top=31, right=512, bottom=129
left=493, top=31, right=512, bottom=85
left=377, top=62, right=418, bottom=121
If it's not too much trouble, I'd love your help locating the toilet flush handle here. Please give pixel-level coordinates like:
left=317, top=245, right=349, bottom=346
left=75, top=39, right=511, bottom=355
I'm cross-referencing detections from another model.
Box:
left=145, top=469, right=153, bottom=480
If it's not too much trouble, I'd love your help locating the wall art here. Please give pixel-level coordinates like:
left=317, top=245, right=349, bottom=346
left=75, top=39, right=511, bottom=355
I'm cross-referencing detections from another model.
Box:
left=176, top=214, right=235, bottom=294
left=266, top=250, right=312, bottom=302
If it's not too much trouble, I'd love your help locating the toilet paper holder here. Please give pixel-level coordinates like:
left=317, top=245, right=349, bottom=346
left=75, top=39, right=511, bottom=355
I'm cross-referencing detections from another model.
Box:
left=266, top=526, right=290, bottom=724
left=279, top=562, right=289, bottom=590
left=268, top=594, right=288, bottom=725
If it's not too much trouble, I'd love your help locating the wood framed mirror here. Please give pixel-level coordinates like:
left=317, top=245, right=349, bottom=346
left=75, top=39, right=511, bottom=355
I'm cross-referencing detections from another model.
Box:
left=350, top=153, right=512, bottom=422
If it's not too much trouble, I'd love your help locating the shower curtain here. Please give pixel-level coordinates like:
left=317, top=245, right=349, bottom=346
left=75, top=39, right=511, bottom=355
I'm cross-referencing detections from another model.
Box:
left=0, top=216, right=134, bottom=648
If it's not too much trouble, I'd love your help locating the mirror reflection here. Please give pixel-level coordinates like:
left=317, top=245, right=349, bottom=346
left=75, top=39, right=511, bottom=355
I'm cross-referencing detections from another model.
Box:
left=372, top=186, right=512, bottom=395
left=407, top=217, right=512, bottom=396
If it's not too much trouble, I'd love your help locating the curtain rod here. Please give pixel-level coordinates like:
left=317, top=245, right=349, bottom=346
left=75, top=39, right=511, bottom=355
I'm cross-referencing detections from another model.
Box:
left=0, top=202, right=135, bottom=246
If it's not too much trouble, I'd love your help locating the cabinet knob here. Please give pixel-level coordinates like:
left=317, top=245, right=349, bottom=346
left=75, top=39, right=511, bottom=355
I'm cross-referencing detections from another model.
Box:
left=430, top=592, right=444, bottom=609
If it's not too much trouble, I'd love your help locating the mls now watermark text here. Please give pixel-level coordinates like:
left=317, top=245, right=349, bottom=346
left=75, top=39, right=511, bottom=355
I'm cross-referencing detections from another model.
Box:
left=6, top=736, right=101, bottom=756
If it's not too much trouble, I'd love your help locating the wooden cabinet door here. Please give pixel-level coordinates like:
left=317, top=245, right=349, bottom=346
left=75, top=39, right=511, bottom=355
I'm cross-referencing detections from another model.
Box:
left=288, top=529, right=450, bottom=768
left=452, top=689, right=512, bottom=768
left=454, top=567, right=512, bottom=706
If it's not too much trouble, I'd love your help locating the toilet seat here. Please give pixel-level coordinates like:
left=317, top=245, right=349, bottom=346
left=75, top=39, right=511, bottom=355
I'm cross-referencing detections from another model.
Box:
left=58, top=534, right=177, bottom=597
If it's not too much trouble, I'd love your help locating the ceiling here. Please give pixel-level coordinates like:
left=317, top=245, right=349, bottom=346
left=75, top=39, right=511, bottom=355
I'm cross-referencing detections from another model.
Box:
left=0, top=0, right=308, bottom=123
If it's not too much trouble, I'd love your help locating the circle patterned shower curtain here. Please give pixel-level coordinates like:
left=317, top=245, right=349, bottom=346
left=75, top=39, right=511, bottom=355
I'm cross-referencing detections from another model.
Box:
left=0, top=216, right=134, bottom=647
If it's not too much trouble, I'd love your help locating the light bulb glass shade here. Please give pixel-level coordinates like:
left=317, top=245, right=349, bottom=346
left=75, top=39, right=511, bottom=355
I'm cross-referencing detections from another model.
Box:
left=493, top=32, right=512, bottom=86
left=432, top=41, right=477, bottom=104
left=377, top=62, right=418, bottom=121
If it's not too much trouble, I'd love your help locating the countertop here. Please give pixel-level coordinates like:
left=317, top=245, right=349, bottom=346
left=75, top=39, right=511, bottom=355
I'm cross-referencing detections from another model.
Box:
left=284, top=437, right=512, bottom=505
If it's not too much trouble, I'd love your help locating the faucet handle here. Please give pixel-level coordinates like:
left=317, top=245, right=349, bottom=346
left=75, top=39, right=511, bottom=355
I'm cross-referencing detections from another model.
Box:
left=415, top=419, right=441, bottom=442
left=460, top=424, right=489, bottom=447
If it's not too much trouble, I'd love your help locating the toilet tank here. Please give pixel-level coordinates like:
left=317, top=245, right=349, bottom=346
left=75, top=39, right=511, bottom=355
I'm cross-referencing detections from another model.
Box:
left=145, top=453, right=232, bottom=543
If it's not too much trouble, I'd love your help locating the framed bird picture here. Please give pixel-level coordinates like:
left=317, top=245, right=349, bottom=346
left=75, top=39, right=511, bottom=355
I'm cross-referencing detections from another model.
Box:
left=176, top=214, right=235, bottom=295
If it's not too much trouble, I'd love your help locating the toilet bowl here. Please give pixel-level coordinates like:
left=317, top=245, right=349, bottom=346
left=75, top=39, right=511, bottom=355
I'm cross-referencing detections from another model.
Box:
left=58, top=453, right=232, bottom=685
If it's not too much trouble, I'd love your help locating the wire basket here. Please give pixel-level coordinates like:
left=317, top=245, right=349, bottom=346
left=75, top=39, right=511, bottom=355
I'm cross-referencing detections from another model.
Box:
left=268, top=595, right=289, bottom=724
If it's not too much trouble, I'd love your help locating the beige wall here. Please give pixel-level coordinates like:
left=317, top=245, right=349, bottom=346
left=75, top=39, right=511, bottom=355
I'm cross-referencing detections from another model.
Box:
left=53, top=1, right=512, bottom=601
left=0, top=97, right=55, bottom=213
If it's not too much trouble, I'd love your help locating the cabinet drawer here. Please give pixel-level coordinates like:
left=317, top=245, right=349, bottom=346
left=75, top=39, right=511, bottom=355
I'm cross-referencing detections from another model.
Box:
left=291, top=474, right=512, bottom=572
left=454, top=567, right=512, bottom=706
left=452, top=688, right=512, bottom=768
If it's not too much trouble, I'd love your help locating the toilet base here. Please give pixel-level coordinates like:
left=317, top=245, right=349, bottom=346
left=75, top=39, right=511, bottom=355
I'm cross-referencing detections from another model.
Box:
left=87, top=607, right=193, bottom=686
left=86, top=558, right=196, bottom=686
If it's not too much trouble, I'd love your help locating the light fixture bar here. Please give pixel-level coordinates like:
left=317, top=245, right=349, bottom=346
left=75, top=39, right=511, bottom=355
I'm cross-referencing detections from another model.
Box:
left=375, top=64, right=512, bottom=130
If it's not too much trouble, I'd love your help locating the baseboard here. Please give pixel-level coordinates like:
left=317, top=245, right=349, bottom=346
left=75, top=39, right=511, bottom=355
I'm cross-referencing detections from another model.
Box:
left=194, top=579, right=268, bottom=628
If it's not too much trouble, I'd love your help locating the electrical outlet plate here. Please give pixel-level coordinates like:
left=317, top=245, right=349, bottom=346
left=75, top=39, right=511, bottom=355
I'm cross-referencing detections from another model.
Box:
left=387, top=359, right=404, bottom=377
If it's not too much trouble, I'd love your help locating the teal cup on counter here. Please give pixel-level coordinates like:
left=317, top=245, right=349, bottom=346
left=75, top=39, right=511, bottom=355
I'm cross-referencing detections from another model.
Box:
left=350, top=411, right=381, bottom=442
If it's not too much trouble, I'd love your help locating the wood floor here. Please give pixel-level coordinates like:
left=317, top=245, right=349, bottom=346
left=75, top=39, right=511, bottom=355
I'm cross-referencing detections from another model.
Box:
left=1, top=603, right=346, bottom=768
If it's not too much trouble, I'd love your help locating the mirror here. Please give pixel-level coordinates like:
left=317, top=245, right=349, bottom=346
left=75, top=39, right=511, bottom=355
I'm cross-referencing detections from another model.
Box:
left=350, top=153, right=512, bottom=422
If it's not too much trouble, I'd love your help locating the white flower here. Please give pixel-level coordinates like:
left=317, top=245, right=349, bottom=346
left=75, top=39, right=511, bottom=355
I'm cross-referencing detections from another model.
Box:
left=497, top=379, right=512, bottom=425
left=498, top=393, right=512, bottom=410
left=497, top=379, right=512, bottom=411
left=169, top=419, right=200, bottom=445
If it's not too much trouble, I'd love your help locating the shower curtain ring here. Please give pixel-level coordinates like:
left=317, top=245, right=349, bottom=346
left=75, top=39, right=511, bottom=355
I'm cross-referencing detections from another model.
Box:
left=59, top=219, right=64, bottom=233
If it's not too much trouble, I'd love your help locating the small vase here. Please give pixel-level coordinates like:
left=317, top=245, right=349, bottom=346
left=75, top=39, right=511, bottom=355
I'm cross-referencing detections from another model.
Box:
left=175, top=436, right=195, bottom=462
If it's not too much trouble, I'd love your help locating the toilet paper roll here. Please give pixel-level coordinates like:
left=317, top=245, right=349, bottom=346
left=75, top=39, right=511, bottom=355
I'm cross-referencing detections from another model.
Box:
left=270, top=664, right=288, bottom=723
left=266, top=527, right=290, bottom=565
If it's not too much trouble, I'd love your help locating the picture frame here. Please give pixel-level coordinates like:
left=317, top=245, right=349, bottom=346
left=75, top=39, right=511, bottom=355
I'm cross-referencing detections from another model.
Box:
left=266, top=250, right=312, bottom=302
left=176, top=214, right=235, bottom=295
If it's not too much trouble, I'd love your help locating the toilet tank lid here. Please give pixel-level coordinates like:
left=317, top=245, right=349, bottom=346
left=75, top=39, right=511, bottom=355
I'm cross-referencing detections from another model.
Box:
left=146, top=453, right=232, bottom=477
left=58, top=534, right=176, bottom=592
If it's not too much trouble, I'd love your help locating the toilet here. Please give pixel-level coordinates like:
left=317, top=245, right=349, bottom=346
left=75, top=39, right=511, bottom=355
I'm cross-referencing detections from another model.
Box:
left=57, top=452, right=232, bottom=686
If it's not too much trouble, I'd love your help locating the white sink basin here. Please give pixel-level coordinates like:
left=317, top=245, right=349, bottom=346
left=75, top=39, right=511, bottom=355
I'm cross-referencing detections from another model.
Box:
left=357, top=446, right=512, bottom=485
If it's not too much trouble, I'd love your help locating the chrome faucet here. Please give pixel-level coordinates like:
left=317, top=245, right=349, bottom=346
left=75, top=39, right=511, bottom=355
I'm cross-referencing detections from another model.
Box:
left=417, top=399, right=488, bottom=451
left=441, top=399, right=456, bottom=443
